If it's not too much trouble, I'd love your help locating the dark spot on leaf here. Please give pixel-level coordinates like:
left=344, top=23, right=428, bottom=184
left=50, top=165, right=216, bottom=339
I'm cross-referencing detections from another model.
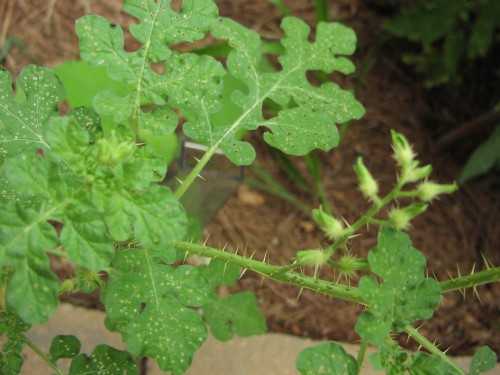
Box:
left=110, top=23, right=117, bottom=28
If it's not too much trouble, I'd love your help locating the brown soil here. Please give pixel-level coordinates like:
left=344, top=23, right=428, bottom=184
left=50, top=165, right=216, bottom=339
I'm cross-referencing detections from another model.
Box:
left=2, top=0, right=499, bottom=359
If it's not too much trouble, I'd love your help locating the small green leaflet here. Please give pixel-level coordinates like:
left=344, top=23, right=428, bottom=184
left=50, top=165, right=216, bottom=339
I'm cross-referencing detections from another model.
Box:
left=469, top=346, right=497, bottom=375
left=203, top=291, right=266, bottom=341
left=296, top=342, right=358, bottom=375
left=69, top=344, right=138, bottom=375
left=49, top=335, right=81, bottom=361
left=355, top=227, right=441, bottom=346
left=48, top=335, right=138, bottom=374
left=199, top=260, right=267, bottom=341
left=101, top=248, right=210, bottom=374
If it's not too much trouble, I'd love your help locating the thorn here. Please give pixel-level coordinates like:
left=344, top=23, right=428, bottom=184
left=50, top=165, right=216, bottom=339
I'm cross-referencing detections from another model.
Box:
left=473, top=285, right=482, bottom=304
left=234, top=246, right=239, bottom=256
left=223, top=262, right=228, bottom=277
left=239, top=268, right=248, bottom=279
left=222, top=243, right=228, bottom=252
left=440, top=294, right=447, bottom=307
left=296, top=287, right=304, bottom=301
left=444, top=346, right=452, bottom=354
left=193, top=156, right=200, bottom=163
left=183, top=251, right=189, bottom=263
left=259, top=275, right=265, bottom=286
left=248, top=250, right=256, bottom=260
left=197, top=173, right=206, bottom=180
left=203, top=233, right=211, bottom=247
left=175, top=177, right=183, bottom=184
left=481, top=254, right=493, bottom=270
left=456, top=264, right=462, bottom=278
left=262, top=251, right=268, bottom=264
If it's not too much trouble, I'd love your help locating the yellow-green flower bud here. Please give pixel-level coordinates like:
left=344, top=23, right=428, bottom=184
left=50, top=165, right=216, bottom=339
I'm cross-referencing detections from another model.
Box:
left=405, top=164, right=433, bottom=183
left=354, top=157, right=379, bottom=200
left=416, top=181, right=458, bottom=202
left=58, top=279, right=76, bottom=295
left=336, top=253, right=367, bottom=280
left=388, top=203, right=428, bottom=230
left=294, top=249, right=330, bottom=267
left=312, top=207, right=345, bottom=240
left=391, top=130, right=416, bottom=168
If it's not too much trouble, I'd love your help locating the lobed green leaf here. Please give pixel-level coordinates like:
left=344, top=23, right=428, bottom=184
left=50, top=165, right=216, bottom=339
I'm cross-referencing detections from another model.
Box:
left=206, top=17, right=365, bottom=165
left=102, top=248, right=210, bottom=374
left=355, top=228, right=441, bottom=345
left=0, top=202, right=59, bottom=324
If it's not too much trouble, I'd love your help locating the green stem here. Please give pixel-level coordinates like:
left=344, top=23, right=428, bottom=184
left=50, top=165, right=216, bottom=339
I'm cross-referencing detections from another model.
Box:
left=21, top=334, right=65, bottom=375
left=356, top=341, right=368, bottom=374
left=174, top=142, right=220, bottom=200
left=266, top=0, right=292, bottom=16
left=315, top=0, right=329, bottom=23
left=174, top=241, right=364, bottom=304
left=324, top=186, right=398, bottom=258
left=439, top=267, right=500, bottom=293
left=404, top=325, right=466, bottom=375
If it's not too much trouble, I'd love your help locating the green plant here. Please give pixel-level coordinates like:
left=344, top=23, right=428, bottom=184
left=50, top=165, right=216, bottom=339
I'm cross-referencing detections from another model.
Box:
left=0, top=1, right=499, bottom=375
left=382, top=0, right=500, bottom=88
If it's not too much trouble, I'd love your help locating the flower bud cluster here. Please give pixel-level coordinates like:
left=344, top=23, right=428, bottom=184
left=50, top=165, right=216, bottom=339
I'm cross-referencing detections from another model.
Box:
left=384, top=130, right=458, bottom=229
left=96, top=131, right=136, bottom=166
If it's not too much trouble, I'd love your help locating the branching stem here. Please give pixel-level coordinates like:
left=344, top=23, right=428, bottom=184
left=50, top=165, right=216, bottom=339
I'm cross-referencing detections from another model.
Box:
left=174, top=241, right=364, bottom=304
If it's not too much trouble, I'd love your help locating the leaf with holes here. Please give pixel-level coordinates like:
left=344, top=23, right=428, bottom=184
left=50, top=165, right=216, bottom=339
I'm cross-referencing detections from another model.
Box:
left=101, top=248, right=210, bottom=374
